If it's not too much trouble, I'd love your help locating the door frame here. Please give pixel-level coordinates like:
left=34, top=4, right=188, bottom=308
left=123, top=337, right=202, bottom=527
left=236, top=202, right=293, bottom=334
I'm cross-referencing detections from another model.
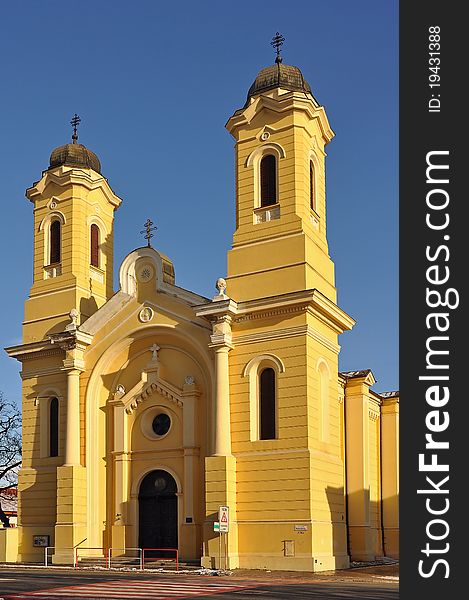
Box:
left=130, top=465, right=182, bottom=550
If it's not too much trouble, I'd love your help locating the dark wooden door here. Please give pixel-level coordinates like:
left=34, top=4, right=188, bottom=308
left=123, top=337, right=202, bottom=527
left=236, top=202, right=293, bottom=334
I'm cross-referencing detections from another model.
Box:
left=138, top=470, right=178, bottom=557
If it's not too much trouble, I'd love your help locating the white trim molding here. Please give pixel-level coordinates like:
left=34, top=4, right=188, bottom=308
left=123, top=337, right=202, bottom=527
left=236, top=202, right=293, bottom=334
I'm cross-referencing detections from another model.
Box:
left=242, top=353, right=285, bottom=442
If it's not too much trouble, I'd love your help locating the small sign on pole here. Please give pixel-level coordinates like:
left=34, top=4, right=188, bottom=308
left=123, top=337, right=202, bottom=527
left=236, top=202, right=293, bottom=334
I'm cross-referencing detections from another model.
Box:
left=213, top=521, right=220, bottom=532
left=33, top=535, right=50, bottom=547
left=218, top=506, right=229, bottom=532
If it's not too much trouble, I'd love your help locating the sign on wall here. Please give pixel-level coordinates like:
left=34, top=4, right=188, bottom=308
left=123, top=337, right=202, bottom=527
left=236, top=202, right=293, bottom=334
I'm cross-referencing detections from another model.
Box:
left=33, top=535, right=50, bottom=547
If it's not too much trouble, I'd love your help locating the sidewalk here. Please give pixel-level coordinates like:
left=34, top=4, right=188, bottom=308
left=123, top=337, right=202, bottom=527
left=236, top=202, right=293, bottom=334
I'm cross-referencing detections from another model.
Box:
left=226, top=559, right=399, bottom=584
left=0, top=559, right=399, bottom=584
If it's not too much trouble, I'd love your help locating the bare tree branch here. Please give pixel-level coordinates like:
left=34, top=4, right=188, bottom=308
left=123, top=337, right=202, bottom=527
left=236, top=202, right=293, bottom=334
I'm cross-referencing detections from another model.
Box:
left=0, top=392, right=21, bottom=527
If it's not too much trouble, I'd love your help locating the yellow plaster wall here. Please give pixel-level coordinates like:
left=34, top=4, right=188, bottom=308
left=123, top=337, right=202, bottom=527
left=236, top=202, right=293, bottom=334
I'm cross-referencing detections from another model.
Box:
left=11, top=71, right=399, bottom=571
left=24, top=166, right=120, bottom=343
left=78, top=284, right=213, bottom=559
left=226, top=91, right=336, bottom=304
left=381, top=397, right=399, bottom=557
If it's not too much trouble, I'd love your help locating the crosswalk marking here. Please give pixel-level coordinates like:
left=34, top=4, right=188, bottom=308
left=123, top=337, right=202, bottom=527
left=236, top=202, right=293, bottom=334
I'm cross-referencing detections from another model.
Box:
left=6, top=577, right=257, bottom=599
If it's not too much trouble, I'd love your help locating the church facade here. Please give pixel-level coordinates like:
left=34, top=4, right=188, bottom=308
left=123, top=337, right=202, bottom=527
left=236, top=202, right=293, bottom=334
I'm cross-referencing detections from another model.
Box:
left=6, top=49, right=399, bottom=571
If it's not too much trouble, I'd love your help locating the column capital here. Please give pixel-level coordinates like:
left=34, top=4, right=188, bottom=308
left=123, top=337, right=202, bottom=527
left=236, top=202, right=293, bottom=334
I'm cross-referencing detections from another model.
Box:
left=50, top=329, right=92, bottom=371
left=210, top=339, right=234, bottom=351
left=209, top=314, right=234, bottom=349
left=61, top=355, right=86, bottom=372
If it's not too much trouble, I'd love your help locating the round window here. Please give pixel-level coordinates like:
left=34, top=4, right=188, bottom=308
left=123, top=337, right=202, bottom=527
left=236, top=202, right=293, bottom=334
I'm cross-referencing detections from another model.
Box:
left=152, top=413, right=171, bottom=437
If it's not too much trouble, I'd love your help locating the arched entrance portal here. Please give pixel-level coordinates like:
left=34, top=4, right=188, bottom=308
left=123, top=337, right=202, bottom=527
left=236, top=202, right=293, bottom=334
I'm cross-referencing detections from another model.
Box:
left=138, top=470, right=178, bottom=556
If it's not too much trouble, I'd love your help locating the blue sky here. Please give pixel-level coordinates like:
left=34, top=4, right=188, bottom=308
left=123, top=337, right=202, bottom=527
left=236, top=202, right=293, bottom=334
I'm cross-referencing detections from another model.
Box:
left=0, top=1, right=398, bottom=403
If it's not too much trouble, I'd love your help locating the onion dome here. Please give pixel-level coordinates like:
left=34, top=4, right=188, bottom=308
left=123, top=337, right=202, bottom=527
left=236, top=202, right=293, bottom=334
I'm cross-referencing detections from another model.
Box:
left=48, top=113, right=101, bottom=173
left=247, top=62, right=312, bottom=102
left=49, top=143, right=101, bottom=173
left=244, top=33, right=315, bottom=107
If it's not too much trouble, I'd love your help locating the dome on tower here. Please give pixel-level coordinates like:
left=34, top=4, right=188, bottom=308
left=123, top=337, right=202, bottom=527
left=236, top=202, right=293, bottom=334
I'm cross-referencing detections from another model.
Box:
left=246, top=62, right=312, bottom=102
left=49, top=142, right=101, bottom=173
left=48, top=114, right=101, bottom=173
left=243, top=33, right=320, bottom=108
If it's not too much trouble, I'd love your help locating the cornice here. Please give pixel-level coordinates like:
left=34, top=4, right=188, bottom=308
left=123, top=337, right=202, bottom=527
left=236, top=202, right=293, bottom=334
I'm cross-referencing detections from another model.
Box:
left=194, top=298, right=238, bottom=321
left=226, top=91, right=334, bottom=144
left=26, top=166, right=122, bottom=208
left=49, top=329, right=93, bottom=351
left=195, top=289, right=354, bottom=335
left=5, top=339, right=61, bottom=362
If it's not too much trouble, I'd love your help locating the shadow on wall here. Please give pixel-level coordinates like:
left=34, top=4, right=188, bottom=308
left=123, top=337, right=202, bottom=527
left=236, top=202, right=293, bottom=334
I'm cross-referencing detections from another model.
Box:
left=332, top=486, right=399, bottom=561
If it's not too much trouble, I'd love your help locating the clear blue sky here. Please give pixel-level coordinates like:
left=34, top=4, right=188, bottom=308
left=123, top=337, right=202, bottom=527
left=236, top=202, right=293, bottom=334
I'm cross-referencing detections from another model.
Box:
left=0, top=0, right=398, bottom=403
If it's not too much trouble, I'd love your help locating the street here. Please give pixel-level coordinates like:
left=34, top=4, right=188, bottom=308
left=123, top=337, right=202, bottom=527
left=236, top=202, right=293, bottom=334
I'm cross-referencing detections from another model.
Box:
left=0, top=566, right=398, bottom=599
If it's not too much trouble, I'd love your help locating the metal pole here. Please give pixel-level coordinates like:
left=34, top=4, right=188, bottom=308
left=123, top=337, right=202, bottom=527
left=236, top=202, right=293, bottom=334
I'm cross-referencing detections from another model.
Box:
left=218, top=532, right=221, bottom=570
left=224, top=532, right=227, bottom=570
left=139, top=548, right=143, bottom=571
left=44, top=547, right=48, bottom=567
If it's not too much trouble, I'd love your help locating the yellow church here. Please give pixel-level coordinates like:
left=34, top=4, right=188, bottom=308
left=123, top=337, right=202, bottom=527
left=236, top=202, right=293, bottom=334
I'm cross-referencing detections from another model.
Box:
left=6, top=40, right=399, bottom=571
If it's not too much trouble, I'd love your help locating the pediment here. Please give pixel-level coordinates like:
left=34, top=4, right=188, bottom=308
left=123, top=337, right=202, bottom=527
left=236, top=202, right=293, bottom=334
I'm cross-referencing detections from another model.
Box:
left=111, top=372, right=184, bottom=415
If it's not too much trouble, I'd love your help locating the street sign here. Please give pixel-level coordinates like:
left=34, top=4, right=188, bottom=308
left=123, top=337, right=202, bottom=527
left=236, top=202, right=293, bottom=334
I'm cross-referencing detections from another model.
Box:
left=219, top=505, right=229, bottom=532
left=213, top=521, right=220, bottom=532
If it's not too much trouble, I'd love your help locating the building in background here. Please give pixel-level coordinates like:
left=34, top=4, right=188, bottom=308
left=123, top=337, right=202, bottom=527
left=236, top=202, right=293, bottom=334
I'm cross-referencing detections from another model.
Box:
left=6, top=41, right=398, bottom=571
left=0, top=488, right=18, bottom=528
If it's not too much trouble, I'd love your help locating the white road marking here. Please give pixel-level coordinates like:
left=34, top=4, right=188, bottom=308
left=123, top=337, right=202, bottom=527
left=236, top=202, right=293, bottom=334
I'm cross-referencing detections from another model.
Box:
left=5, top=577, right=257, bottom=599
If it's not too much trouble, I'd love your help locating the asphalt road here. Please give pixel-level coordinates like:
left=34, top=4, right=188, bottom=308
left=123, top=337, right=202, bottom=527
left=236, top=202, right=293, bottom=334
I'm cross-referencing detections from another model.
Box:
left=0, top=567, right=399, bottom=600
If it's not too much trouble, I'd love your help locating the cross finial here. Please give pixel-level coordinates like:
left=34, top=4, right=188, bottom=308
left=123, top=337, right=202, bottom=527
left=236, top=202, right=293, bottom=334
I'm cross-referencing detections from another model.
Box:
left=140, top=218, right=157, bottom=247
left=271, top=32, right=285, bottom=64
left=70, top=113, right=81, bottom=144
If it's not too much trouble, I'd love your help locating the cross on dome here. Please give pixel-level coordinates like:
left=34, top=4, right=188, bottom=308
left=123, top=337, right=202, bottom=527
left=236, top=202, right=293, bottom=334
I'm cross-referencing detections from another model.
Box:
left=271, top=32, right=285, bottom=64
left=140, top=219, right=157, bottom=247
left=70, top=113, right=81, bottom=144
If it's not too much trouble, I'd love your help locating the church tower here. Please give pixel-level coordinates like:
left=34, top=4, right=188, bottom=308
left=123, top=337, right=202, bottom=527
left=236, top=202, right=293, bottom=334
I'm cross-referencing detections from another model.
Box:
left=198, top=37, right=355, bottom=571
left=226, top=34, right=336, bottom=303
left=23, top=115, right=122, bottom=343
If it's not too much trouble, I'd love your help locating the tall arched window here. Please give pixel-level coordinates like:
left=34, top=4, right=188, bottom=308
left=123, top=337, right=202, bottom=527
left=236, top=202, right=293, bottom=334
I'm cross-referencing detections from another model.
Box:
left=50, top=220, right=61, bottom=264
left=49, top=397, right=59, bottom=457
left=310, top=161, right=316, bottom=211
left=259, top=367, right=276, bottom=440
left=90, top=224, right=100, bottom=268
left=260, top=155, right=277, bottom=207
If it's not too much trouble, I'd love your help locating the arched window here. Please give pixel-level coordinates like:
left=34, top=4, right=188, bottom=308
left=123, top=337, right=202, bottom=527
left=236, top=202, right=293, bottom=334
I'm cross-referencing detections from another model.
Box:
left=90, top=224, right=100, bottom=268
left=259, top=367, right=276, bottom=439
left=260, top=155, right=277, bottom=207
left=49, top=397, right=59, bottom=457
left=50, top=220, right=61, bottom=264
left=310, top=161, right=316, bottom=211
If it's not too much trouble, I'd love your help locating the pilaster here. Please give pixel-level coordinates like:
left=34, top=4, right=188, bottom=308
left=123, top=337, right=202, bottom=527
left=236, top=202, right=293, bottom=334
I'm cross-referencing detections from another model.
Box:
left=180, top=378, right=202, bottom=560
left=53, top=464, right=87, bottom=564
left=50, top=327, right=90, bottom=564
left=381, top=394, right=399, bottom=558
left=344, top=372, right=376, bottom=561
left=201, top=455, right=239, bottom=569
